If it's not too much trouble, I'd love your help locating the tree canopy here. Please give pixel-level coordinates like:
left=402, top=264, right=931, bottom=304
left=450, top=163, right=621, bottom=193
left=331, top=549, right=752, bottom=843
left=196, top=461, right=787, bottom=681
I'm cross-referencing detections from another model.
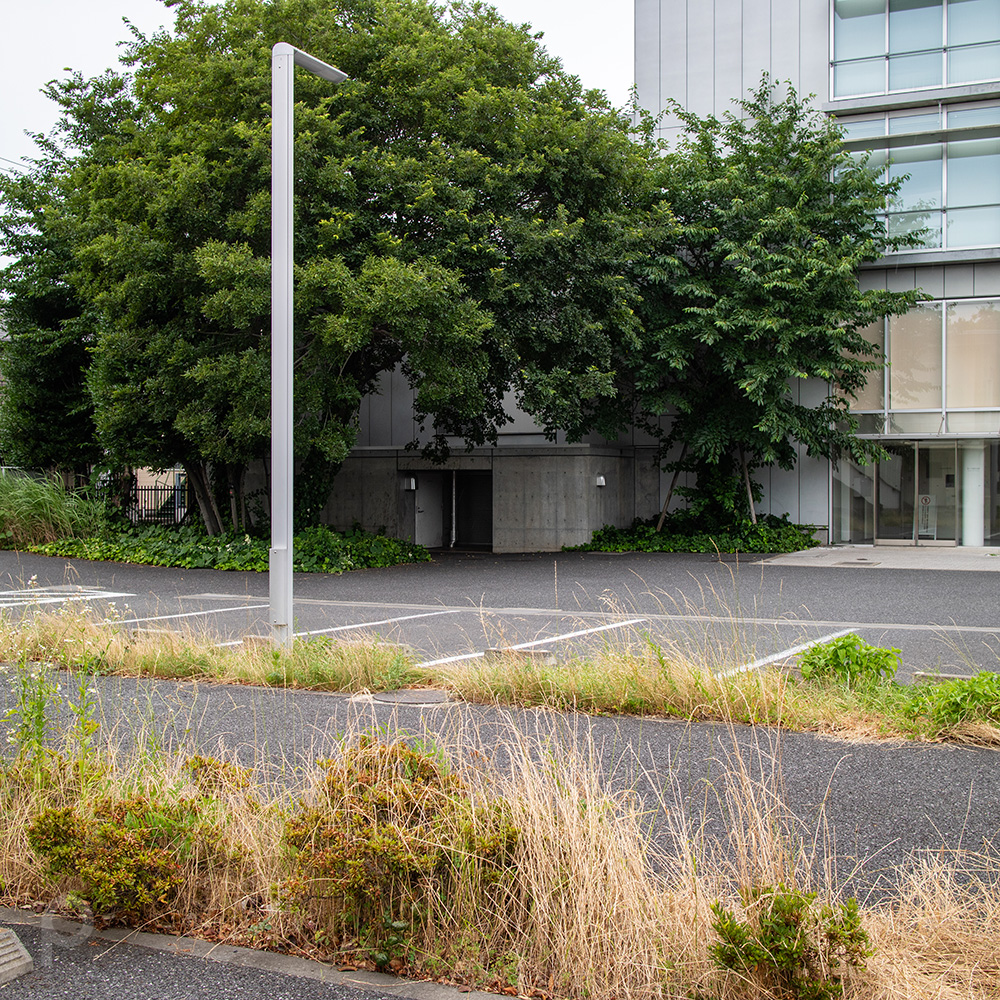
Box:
left=627, top=80, right=924, bottom=523
left=1, top=0, right=648, bottom=531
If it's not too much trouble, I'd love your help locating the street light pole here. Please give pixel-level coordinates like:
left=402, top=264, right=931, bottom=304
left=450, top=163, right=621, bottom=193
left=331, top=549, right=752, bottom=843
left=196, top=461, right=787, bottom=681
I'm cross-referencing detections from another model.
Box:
left=270, top=42, right=348, bottom=648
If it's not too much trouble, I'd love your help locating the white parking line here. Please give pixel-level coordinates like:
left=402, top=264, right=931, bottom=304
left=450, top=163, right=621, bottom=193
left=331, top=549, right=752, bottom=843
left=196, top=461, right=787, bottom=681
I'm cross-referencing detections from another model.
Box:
left=719, top=628, right=855, bottom=678
left=294, top=609, right=463, bottom=637
left=417, top=617, right=648, bottom=668
left=111, top=605, right=270, bottom=627
left=0, top=589, right=134, bottom=610
left=215, top=609, right=465, bottom=647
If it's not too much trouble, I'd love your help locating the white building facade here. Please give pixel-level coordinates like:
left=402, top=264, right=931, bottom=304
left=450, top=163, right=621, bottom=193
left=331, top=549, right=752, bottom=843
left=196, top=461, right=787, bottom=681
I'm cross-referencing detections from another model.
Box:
left=636, top=0, right=1000, bottom=545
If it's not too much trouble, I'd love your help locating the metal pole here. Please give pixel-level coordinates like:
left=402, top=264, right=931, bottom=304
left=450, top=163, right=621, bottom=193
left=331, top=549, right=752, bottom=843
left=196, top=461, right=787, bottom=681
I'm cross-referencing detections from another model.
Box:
left=270, top=43, right=347, bottom=649
left=270, top=46, right=295, bottom=648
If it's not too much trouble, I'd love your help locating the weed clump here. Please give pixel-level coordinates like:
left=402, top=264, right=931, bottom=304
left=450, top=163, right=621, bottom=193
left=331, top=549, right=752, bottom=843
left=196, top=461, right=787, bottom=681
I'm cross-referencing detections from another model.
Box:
left=710, top=884, right=871, bottom=999
left=281, top=737, right=519, bottom=967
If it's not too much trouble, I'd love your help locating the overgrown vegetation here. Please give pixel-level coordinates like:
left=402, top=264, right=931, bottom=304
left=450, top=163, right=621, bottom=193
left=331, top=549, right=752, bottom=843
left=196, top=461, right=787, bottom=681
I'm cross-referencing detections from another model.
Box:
left=798, top=634, right=900, bottom=689
left=4, top=603, right=1000, bottom=746
left=0, top=606, right=415, bottom=691
left=0, top=472, right=102, bottom=548
left=570, top=514, right=819, bottom=554
left=2, top=667, right=999, bottom=1000
left=31, top=522, right=431, bottom=573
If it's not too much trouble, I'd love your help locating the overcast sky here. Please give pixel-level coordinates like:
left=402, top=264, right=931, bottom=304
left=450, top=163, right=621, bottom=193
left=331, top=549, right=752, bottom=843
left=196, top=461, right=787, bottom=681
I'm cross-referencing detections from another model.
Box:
left=0, top=0, right=634, bottom=176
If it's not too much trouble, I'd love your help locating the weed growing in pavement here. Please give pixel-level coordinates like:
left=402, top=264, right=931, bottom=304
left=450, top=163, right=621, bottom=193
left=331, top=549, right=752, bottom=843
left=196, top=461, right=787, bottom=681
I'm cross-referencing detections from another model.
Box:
left=798, top=634, right=900, bottom=689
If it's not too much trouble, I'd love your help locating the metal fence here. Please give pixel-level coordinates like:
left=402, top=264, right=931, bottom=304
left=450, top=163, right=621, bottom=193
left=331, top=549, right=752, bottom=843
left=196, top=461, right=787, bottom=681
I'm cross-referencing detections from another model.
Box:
left=130, top=483, right=191, bottom=525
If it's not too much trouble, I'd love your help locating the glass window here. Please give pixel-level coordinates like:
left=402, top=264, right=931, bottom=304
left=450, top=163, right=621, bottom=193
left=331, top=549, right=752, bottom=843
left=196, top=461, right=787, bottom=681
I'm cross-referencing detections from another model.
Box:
left=949, top=104, right=1000, bottom=128
left=889, top=0, right=942, bottom=53
left=890, top=50, right=943, bottom=88
left=888, top=144, right=942, bottom=210
left=889, top=111, right=942, bottom=133
left=948, top=0, right=1000, bottom=46
left=835, top=0, right=886, bottom=60
left=947, top=301, right=1000, bottom=407
left=948, top=206, right=1000, bottom=246
left=852, top=320, right=886, bottom=410
left=889, top=303, right=943, bottom=409
left=841, top=117, right=889, bottom=140
left=835, top=58, right=886, bottom=96
left=948, top=138, right=1000, bottom=207
left=948, top=41, right=1000, bottom=84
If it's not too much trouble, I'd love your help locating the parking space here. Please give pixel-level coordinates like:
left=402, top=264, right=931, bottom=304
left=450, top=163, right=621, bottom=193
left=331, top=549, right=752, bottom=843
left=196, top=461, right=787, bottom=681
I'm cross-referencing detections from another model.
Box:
left=0, top=549, right=997, bottom=681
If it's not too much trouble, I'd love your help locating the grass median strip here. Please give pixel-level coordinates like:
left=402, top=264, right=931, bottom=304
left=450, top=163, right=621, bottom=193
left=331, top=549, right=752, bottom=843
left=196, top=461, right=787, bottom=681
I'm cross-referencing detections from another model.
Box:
left=2, top=607, right=1000, bottom=746
left=1, top=701, right=998, bottom=1000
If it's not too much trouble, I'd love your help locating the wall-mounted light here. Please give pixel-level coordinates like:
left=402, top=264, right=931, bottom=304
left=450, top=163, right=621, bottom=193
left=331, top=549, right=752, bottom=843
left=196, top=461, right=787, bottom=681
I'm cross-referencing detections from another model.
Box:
left=404, top=477, right=417, bottom=491
left=595, top=475, right=606, bottom=488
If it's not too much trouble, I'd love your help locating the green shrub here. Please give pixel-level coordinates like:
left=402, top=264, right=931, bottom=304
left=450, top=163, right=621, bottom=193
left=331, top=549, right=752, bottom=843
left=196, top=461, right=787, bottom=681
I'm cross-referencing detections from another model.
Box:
left=281, top=738, right=519, bottom=956
left=0, top=473, right=102, bottom=548
left=710, top=884, right=871, bottom=999
left=31, top=523, right=431, bottom=573
left=798, top=634, right=899, bottom=689
left=568, top=514, right=818, bottom=555
left=903, top=671, right=1000, bottom=730
left=27, top=803, right=188, bottom=920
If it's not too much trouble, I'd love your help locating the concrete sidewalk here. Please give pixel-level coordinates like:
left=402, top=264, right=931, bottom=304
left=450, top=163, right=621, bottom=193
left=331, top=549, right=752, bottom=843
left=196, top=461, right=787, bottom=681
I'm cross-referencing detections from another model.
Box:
left=767, top=543, right=1000, bottom=571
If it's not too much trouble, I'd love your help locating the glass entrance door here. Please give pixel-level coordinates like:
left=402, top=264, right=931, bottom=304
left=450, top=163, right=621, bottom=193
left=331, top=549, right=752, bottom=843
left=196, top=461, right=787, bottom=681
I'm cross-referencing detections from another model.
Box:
left=874, top=441, right=957, bottom=544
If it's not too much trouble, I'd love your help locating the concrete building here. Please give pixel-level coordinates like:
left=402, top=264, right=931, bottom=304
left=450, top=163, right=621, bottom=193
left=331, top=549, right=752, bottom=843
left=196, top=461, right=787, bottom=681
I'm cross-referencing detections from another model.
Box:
left=635, top=0, right=1000, bottom=546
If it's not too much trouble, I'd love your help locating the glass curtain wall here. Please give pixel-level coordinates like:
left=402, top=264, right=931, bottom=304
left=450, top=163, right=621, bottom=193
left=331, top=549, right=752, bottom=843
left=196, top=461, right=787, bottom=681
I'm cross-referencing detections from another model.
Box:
left=843, top=107, right=1000, bottom=251
left=834, top=0, right=1000, bottom=98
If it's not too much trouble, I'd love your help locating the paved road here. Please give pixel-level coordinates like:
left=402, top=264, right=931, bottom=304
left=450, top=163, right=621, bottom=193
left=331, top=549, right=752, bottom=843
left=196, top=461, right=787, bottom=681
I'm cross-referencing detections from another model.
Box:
left=1, top=547, right=999, bottom=678
left=1, top=548, right=998, bottom=995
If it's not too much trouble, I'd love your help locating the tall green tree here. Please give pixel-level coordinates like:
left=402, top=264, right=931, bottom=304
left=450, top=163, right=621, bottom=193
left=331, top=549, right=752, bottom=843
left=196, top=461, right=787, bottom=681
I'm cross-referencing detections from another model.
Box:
left=632, top=79, right=924, bottom=524
left=9, top=0, right=649, bottom=533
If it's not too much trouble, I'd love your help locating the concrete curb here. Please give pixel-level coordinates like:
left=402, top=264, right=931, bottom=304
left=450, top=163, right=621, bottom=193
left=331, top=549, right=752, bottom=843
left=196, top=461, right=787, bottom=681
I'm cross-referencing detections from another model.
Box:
left=0, top=908, right=501, bottom=1000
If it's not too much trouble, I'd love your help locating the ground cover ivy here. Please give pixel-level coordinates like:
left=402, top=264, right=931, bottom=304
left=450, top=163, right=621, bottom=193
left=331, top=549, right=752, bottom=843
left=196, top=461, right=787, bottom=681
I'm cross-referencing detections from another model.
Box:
left=29, top=524, right=431, bottom=573
left=568, top=514, right=819, bottom=555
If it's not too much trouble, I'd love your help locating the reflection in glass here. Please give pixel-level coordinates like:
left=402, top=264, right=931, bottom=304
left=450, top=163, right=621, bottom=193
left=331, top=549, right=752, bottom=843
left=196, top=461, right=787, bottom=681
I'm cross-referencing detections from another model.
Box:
left=917, top=443, right=957, bottom=541
left=833, top=458, right=876, bottom=543
left=889, top=210, right=942, bottom=246
left=890, top=50, right=942, bottom=89
left=987, top=443, right=1000, bottom=543
left=948, top=42, right=1000, bottom=84
left=877, top=445, right=917, bottom=540
left=948, top=0, right=1000, bottom=46
left=835, top=0, right=886, bottom=60
left=889, top=0, right=942, bottom=53
left=947, top=301, right=1000, bottom=407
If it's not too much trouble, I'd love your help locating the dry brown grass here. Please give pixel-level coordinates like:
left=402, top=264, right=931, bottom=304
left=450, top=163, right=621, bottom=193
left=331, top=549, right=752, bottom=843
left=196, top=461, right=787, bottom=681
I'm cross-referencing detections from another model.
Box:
left=2, top=710, right=999, bottom=1000
left=0, top=602, right=414, bottom=691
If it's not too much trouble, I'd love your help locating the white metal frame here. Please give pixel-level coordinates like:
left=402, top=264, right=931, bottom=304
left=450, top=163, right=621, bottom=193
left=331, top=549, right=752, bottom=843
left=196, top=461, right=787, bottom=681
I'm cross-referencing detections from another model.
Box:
left=271, top=42, right=348, bottom=648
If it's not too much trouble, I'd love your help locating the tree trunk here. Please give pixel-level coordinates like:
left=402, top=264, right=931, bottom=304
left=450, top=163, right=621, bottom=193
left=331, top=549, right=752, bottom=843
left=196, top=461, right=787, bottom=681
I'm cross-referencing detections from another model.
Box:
left=186, top=462, right=224, bottom=536
left=739, top=446, right=758, bottom=525
left=655, top=442, right=688, bottom=533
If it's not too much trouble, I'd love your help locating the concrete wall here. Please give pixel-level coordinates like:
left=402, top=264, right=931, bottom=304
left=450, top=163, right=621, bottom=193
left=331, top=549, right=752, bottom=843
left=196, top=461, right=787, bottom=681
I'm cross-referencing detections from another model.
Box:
left=321, top=446, right=639, bottom=552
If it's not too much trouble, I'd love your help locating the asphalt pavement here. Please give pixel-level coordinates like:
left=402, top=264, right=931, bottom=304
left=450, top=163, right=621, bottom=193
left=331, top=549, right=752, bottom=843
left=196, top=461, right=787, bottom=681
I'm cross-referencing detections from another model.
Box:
left=0, top=544, right=999, bottom=678
left=1, top=545, right=999, bottom=997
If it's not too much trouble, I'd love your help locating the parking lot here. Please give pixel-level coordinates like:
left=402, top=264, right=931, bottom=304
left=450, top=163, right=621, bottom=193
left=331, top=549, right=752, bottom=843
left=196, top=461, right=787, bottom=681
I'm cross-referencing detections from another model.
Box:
left=0, top=546, right=998, bottom=680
